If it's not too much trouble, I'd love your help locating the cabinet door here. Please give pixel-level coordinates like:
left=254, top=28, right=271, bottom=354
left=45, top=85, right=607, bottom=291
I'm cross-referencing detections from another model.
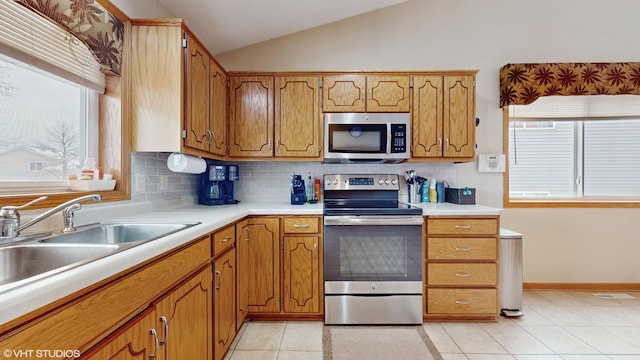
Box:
left=274, top=76, right=321, bottom=159
left=229, top=76, right=274, bottom=157
left=236, top=217, right=281, bottom=315
left=236, top=219, right=250, bottom=328
left=80, top=308, right=157, bottom=360
left=443, top=75, right=475, bottom=158
left=156, top=266, right=213, bottom=360
left=214, top=249, right=236, bottom=360
left=322, top=75, right=366, bottom=112
left=367, top=75, right=411, bottom=112
left=412, top=75, right=443, bottom=158
left=209, top=60, right=228, bottom=156
left=283, top=236, right=321, bottom=314
left=185, top=34, right=210, bottom=152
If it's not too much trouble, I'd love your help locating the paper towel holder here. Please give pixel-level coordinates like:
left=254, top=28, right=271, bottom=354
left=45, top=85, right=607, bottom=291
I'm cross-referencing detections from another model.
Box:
left=167, top=152, right=206, bottom=174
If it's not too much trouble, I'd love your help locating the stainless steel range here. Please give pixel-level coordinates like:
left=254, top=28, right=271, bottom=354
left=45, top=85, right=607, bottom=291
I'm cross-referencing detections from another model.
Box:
left=323, top=174, right=424, bottom=325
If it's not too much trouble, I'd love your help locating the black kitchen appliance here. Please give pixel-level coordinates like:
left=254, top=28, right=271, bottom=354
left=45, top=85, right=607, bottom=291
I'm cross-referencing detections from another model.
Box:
left=290, top=173, right=306, bottom=205
left=198, top=164, right=239, bottom=205
left=323, top=174, right=424, bottom=325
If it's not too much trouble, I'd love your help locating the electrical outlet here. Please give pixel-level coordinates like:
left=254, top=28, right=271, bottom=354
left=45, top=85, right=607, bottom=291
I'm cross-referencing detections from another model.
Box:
left=160, top=175, right=168, bottom=190
left=135, top=175, right=145, bottom=192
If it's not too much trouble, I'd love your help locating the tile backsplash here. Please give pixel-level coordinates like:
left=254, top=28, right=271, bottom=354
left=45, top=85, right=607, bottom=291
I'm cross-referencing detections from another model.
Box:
left=131, top=152, right=199, bottom=203
left=130, top=152, right=460, bottom=204
left=130, top=152, right=462, bottom=204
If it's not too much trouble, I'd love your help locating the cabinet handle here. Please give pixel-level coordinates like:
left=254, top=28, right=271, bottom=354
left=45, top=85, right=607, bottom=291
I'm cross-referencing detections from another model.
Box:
left=455, top=300, right=471, bottom=305
left=211, top=130, right=216, bottom=146
left=275, top=138, right=280, bottom=152
left=455, top=273, right=472, bottom=277
left=242, top=227, right=250, bottom=241
left=293, top=224, right=310, bottom=228
left=215, top=270, right=222, bottom=289
left=267, top=139, right=271, bottom=150
left=455, top=247, right=472, bottom=251
left=150, top=329, right=159, bottom=360
left=313, top=243, right=317, bottom=258
left=438, top=138, right=442, bottom=151
left=206, top=129, right=213, bottom=145
left=221, top=236, right=231, bottom=243
left=159, top=316, right=169, bottom=345
left=445, top=138, right=450, bottom=151
left=454, top=225, right=471, bottom=229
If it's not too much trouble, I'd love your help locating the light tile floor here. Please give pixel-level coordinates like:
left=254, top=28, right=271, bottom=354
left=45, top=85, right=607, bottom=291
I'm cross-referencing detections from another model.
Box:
left=225, top=291, right=640, bottom=360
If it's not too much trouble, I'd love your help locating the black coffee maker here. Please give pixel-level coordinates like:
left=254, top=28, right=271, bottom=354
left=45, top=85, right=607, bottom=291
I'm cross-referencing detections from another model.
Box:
left=199, top=164, right=239, bottom=205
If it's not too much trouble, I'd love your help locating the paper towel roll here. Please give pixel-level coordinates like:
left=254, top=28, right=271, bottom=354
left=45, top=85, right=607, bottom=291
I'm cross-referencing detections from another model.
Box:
left=167, top=153, right=206, bottom=174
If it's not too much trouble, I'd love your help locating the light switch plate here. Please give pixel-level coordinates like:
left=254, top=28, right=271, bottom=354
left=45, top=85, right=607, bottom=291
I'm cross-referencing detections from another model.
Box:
left=477, top=154, right=505, bottom=172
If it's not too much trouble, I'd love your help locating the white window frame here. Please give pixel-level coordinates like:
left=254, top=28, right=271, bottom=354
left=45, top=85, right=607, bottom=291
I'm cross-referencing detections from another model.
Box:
left=504, top=96, right=640, bottom=207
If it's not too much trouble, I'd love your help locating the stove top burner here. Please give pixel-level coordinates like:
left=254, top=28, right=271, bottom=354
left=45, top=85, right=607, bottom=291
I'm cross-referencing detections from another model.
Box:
left=323, top=174, right=424, bottom=216
left=323, top=199, right=423, bottom=216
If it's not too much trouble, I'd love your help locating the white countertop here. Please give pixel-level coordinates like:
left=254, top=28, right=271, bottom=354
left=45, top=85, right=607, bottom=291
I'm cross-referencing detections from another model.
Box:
left=0, top=200, right=500, bottom=325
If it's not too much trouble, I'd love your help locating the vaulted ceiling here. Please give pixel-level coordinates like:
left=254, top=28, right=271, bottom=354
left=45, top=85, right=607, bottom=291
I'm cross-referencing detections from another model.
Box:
left=115, top=0, right=410, bottom=54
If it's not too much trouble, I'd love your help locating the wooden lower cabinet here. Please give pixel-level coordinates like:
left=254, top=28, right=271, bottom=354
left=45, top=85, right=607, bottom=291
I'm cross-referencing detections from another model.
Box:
left=427, top=289, right=498, bottom=315
left=214, top=249, right=236, bottom=360
left=0, top=237, right=211, bottom=357
left=236, top=217, right=281, bottom=327
left=425, top=216, right=500, bottom=321
left=83, top=266, right=212, bottom=360
left=81, top=308, right=157, bottom=360
left=283, top=236, right=321, bottom=313
left=155, top=266, right=212, bottom=360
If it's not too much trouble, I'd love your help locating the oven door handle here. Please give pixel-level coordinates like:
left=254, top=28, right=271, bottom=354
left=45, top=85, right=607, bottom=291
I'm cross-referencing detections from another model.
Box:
left=324, top=215, right=423, bottom=226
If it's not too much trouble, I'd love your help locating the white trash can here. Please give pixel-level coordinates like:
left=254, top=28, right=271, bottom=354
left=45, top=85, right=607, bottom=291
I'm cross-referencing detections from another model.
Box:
left=500, top=228, right=524, bottom=317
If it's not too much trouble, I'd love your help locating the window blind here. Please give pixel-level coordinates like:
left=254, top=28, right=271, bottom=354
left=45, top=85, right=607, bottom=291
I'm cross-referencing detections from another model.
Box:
left=0, top=0, right=105, bottom=93
left=509, top=95, right=640, bottom=120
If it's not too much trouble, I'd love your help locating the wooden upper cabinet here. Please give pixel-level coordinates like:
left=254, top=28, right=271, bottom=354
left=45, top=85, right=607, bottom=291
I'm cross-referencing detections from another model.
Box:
left=185, top=35, right=210, bottom=152
left=229, top=76, right=274, bottom=157
left=412, top=75, right=444, bottom=157
left=367, top=75, right=410, bottom=112
left=209, top=60, right=228, bottom=157
left=130, top=21, right=228, bottom=159
left=322, top=75, right=410, bottom=112
left=443, top=75, right=475, bottom=158
left=322, top=75, right=366, bottom=112
left=412, top=74, right=476, bottom=160
left=274, top=76, right=321, bottom=159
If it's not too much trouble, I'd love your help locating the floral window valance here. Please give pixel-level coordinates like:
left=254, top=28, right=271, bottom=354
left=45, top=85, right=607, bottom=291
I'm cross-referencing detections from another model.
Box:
left=15, top=0, right=124, bottom=75
left=500, top=62, right=640, bottom=107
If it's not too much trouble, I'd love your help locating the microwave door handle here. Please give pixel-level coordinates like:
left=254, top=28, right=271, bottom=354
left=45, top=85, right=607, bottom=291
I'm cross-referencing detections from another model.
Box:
left=387, top=124, right=392, bottom=154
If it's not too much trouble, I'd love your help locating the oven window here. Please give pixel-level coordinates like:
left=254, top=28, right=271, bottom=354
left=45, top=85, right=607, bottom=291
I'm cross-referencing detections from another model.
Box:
left=324, top=224, right=422, bottom=281
left=328, top=124, right=387, bottom=153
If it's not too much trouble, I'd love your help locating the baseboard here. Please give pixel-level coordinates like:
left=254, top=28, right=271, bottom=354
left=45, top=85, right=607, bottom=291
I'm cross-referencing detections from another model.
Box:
left=524, top=283, right=640, bottom=291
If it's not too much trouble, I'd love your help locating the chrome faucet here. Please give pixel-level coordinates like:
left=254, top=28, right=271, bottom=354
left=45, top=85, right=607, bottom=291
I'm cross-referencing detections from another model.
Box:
left=0, top=194, right=102, bottom=238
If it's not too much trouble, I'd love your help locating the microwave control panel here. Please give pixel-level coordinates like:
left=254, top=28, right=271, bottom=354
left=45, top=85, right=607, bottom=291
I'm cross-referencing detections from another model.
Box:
left=390, top=124, right=407, bottom=153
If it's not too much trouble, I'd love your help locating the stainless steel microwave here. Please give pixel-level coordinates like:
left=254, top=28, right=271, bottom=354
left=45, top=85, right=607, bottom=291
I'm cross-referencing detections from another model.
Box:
left=323, top=113, right=410, bottom=163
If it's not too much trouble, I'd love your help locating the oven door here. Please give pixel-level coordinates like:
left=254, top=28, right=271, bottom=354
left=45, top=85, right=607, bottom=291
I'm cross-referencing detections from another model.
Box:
left=323, top=215, right=423, bottom=283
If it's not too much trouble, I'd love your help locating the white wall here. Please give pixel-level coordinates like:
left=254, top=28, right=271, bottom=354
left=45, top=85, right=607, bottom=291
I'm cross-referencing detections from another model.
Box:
left=216, top=0, right=640, bottom=284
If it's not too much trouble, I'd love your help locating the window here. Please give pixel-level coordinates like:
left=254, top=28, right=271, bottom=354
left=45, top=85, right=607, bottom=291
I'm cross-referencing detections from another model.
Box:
left=507, top=95, right=640, bottom=204
left=0, top=0, right=102, bottom=194
left=0, top=55, right=98, bottom=193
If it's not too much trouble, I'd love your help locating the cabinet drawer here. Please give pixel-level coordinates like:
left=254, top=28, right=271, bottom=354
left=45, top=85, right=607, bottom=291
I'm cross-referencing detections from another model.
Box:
left=428, top=237, right=497, bottom=260
left=428, top=263, right=497, bottom=286
left=213, top=224, right=235, bottom=257
left=427, top=289, right=497, bottom=314
left=427, top=218, right=498, bottom=235
left=283, top=217, right=320, bottom=234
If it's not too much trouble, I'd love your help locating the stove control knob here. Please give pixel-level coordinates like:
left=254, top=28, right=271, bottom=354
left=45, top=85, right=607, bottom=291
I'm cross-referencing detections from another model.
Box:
left=391, top=178, right=397, bottom=185
left=385, top=179, right=390, bottom=185
left=378, top=179, right=384, bottom=185
left=371, top=284, right=377, bottom=290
